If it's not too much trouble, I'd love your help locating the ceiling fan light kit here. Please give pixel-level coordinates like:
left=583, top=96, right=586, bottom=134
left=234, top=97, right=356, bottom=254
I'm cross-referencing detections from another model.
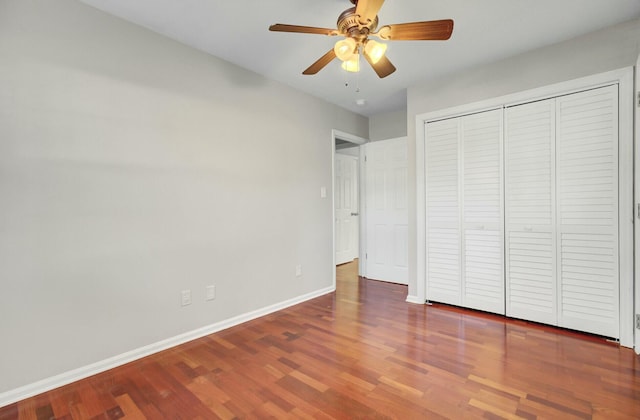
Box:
left=341, top=53, right=361, bottom=73
left=364, top=39, right=387, bottom=64
left=334, top=37, right=358, bottom=61
left=269, top=0, right=454, bottom=78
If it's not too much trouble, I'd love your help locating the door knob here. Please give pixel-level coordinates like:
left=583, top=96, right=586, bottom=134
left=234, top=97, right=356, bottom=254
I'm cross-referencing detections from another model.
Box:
left=351, top=212, right=359, bottom=216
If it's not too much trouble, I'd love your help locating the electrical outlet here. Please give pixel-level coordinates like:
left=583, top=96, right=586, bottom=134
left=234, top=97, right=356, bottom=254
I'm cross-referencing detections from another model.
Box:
left=206, top=285, right=216, bottom=301
left=295, top=264, right=302, bottom=277
left=181, top=289, right=192, bottom=306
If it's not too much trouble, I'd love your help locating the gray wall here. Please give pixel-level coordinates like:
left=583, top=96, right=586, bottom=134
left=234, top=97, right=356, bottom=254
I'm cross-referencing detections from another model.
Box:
left=406, top=18, right=640, bottom=297
left=0, top=0, right=368, bottom=394
left=369, top=109, right=407, bottom=142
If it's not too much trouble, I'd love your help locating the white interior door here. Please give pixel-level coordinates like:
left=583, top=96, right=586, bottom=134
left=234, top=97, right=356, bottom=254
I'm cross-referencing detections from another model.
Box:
left=462, top=109, right=504, bottom=314
left=425, top=118, right=461, bottom=305
left=505, top=98, right=557, bottom=325
left=556, top=85, right=619, bottom=338
left=335, top=152, right=359, bottom=265
left=504, top=86, right=620, bottom=338
left=364, top=137, right=408, bottom=284
left=425, top=110, right=504, bottom=313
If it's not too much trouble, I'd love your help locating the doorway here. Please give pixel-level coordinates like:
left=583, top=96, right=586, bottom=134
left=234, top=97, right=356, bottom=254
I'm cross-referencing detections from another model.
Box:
left=332, top=130, right=366, bottom=289
left=335, top=150, right=359, bottom=265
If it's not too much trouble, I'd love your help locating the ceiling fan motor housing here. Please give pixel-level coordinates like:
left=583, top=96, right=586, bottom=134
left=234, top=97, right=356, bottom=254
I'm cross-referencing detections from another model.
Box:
left=338, top=7, right=378, bottom=41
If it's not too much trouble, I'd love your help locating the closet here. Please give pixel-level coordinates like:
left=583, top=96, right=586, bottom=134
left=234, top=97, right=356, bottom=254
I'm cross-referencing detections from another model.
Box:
left=425, top=85, right=620, bottom=338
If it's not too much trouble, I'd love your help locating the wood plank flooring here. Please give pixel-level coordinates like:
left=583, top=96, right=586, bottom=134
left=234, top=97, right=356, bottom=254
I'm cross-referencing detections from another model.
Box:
left=2, top=260, right=639, bottom=419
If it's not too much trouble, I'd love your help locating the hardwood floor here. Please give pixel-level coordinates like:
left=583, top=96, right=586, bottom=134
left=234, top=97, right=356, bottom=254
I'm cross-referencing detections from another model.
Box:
left=2, top=260, right=639, bottom=419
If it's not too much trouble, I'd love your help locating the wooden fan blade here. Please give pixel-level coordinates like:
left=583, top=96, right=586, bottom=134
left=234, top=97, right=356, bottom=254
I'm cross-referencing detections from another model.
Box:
left=363, top=51, right=396, bottom=78
left=269, top=24, right=337, bottom=36
left=377, top=19, right=454, bottom=41
left=303, top=49, right=337, bottom=75
left=355, top=0, right=385, bottom=25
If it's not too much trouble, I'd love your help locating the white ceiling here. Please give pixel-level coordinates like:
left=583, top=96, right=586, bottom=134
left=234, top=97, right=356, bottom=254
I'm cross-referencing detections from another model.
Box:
left=78, top=0, right=640, bottom=117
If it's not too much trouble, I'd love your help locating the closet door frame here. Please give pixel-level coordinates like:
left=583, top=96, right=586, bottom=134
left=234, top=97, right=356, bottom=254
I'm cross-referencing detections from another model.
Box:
left=415, top=67, right=634, bottom=347
left=635, top=55, right=640, bottom=354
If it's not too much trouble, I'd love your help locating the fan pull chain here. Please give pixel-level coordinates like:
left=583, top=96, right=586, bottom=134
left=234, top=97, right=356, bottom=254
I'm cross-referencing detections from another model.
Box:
left=355, top=57, right=360, bottom=93
left=342, top=56, right=361, bottom=93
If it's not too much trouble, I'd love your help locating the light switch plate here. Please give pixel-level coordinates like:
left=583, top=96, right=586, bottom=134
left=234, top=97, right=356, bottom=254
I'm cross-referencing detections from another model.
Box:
left=206, top=285, right=216, bottom=301
left=181, top=289, right=192, bottom=306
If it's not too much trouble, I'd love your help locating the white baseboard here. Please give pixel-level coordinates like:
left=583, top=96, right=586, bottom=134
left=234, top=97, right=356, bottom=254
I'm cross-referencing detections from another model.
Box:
left=405, top=295, right=425, bottom=304
left=0, top=286, right=335, bottom=408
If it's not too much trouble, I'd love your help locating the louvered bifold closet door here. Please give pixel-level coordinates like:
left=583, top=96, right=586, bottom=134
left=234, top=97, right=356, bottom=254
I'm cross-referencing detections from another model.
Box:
left=556, top=85, right=619, bottom=338
left=425, top=118, right=461, bottom=305
left=462, top=109, right=504, bottom=314
left=505, top=99, right=557, bottom=324
left=425, top=110, right=504, bottom=312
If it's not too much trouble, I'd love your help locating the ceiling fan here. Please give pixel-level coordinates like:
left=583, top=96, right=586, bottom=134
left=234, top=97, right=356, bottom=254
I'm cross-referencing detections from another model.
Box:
left=269, top=0, right=454, bottom=78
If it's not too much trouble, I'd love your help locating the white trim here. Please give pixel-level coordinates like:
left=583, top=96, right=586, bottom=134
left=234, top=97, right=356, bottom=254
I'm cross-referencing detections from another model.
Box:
left=415, top=67, right=635, bottom=348
left=415, top=68, right=632, bottom=123
left=416, top=120, right=426, bottom=303
left=406, top=295, right=424, bottom=304
left=634, top=55, right=640, bottom=354
left=0, top=286, right=334, bottom=408
left=331, top=129, right=368, bottom=282
left=617, top=69, right=634, bottom=348
left=358, top=144, right=367, bottom=277
left=333, top=129, right=367, bottom=146
left=332, top=132, right=337, bottom=289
